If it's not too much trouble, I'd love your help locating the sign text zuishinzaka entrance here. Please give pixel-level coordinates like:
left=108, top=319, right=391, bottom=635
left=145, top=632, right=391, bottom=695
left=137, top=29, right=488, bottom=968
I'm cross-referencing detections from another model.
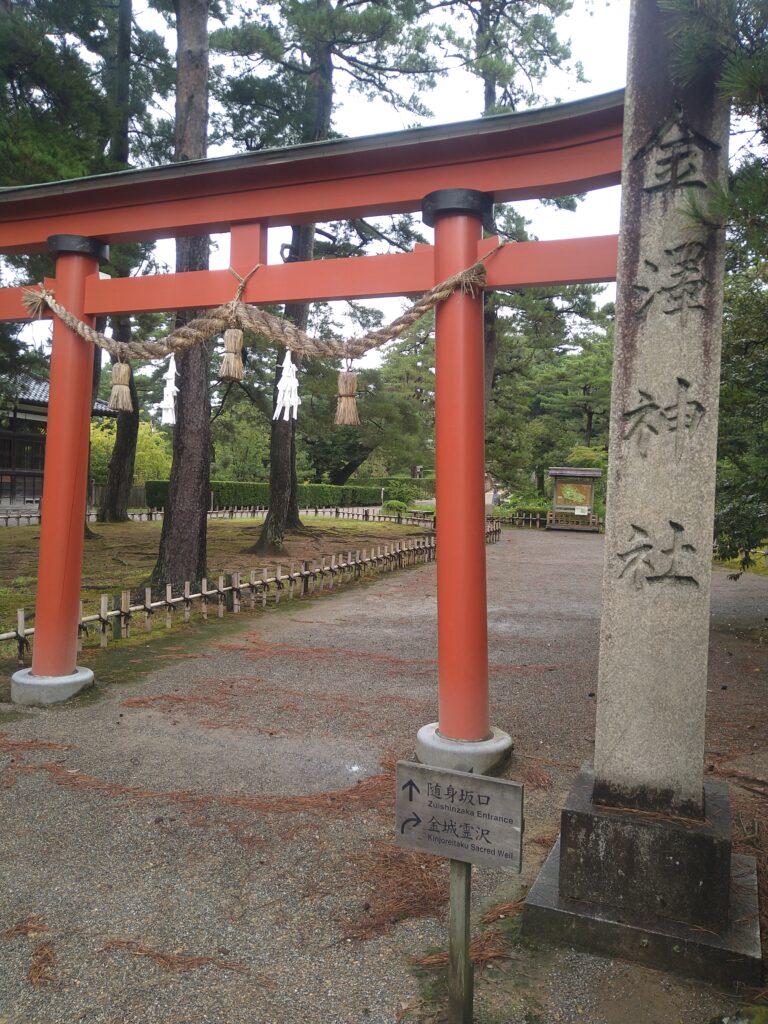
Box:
left=395, top=762, right=524, bottom=871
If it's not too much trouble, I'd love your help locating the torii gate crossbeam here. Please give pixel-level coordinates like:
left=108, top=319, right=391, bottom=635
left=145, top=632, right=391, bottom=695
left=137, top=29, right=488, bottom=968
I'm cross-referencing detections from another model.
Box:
left=0, top=92, right=622, bottom=767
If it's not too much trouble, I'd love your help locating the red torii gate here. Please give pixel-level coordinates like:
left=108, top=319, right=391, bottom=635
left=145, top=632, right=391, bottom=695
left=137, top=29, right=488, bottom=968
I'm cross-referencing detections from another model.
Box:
left=0, top=91, right=621, bottom=764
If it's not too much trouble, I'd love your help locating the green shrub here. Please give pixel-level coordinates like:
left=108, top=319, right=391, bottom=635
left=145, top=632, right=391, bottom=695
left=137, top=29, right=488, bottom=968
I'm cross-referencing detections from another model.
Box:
left=489, top=506, right=549, bottom=519
left=384, top=481, right=419, bottom=504
left=564, top=445, right=607, bottom=471
left=212, top=481, right=269, bottom=506
left=380, top=500, right=408, bottom=515
left=354, top=476, right=436, bottom=498
left=490, top=492, right=550, bottom=517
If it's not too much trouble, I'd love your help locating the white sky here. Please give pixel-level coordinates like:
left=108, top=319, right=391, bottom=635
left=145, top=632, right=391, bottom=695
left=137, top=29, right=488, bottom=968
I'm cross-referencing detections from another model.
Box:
left=205, top=0, right=631, bottom=346
left=330, top=0, right=629, bottom=242
left=172, top=0, right=631, bottom=265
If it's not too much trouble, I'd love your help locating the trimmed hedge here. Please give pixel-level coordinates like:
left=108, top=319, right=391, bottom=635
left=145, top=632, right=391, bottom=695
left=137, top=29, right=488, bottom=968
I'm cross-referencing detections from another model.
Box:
left=354, top=476, right=435, bottom=498
left=489, top=506, right=549, bottom=518
left=145, top=480, right=383, bottom=510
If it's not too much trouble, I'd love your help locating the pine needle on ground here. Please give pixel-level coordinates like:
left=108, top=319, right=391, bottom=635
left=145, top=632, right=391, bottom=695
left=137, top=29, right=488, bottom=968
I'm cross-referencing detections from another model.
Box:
left=343, top=841, right=448, bottom=940
left=410, top=929, right=516, bottom=969
left=479, top=898, right=525, bottom=925
left=3, top=915, right=49, bottom=939
left=28, top=942, right=56, bottom=986
left=514, top=763, right=552, bottom=790
left=103, top=939, right=247, bottom=974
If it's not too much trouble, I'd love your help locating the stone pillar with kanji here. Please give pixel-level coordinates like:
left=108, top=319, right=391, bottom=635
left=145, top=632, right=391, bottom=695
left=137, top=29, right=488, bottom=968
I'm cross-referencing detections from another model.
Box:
left=523, top=0, right=762, bottom=984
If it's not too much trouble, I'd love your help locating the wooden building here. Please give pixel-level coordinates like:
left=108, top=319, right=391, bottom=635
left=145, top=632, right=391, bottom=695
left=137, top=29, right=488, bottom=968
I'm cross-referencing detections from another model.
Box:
left=0, top=373, right=115, bottom=505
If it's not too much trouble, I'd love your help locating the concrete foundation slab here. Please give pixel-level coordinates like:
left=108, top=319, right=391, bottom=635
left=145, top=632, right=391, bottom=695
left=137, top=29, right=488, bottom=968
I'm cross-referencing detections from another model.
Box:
left=523, top=837, right=763, bottom=988
left=11, top=666, right=94, bottom=706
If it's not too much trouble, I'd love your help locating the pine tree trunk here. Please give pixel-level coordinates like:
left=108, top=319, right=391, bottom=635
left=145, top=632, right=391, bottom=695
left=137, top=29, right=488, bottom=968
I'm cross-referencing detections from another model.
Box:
left=112, top=0, right=131, bottom=166
left=253, top=39, right=333, bottom=552
left=483, top=295, right=498, bottom=413
left=479, top=40, right=500, bottom=419
left=584, top=407, right=594, bottom=447
left=252, top=223, right=314, bottom=552
left=250, top=353, right=294, bottom=554
left=286, top=415, right=304, bottom=530
left=328, top=448, right=376, bottom=486
left=96, top=0, right=138, bottom=524
left=150, top=0, right=210, bottom=590
left=151, top=285, right=211, bottom=588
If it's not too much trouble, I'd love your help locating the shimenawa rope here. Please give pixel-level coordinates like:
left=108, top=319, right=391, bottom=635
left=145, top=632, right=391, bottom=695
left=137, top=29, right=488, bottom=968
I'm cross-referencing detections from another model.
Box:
left=22, top=242, right=505, bottom=420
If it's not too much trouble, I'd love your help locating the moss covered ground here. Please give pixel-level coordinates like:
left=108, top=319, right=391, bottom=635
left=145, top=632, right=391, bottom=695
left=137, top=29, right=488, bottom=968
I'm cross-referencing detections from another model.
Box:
left=0, top=515, right=428, bottom=637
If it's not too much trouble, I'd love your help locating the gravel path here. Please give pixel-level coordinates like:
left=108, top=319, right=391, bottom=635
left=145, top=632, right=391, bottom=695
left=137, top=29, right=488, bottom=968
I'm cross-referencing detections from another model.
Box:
left=0, top=528, right=765, bottom=1023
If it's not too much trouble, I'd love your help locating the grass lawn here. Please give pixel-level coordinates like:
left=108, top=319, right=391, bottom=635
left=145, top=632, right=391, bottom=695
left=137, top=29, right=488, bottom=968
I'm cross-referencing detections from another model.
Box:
left=716, top=551, right=768, bottom=577
left=0, top=515, right=429, bottom=634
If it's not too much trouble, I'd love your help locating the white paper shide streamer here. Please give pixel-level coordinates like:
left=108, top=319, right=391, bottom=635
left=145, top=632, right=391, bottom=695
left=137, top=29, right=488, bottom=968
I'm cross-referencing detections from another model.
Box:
left=273, top=350, right=300, bottom=421
left=160, top=354, right=178, bottom=425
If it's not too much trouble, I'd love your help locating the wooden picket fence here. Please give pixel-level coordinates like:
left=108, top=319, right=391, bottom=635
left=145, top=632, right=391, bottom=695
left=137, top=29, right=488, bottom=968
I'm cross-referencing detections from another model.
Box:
left=490, top=510, right=604, bottom=531
left=0, top=504, right=380, bottom=528
left=0, top=504, right=435, bottom=528
left=2, top=523, right=502, bottom=661
left=490, top=511, right=549, bottom=529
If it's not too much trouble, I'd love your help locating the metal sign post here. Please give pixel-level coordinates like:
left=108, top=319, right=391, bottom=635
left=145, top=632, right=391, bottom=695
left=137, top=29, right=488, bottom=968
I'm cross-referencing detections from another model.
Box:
left=396, top=762, right=524, bottom=1023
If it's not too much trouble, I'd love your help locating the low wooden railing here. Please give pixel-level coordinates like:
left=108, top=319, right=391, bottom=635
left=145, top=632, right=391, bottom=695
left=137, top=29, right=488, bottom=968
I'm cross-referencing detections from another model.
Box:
left=2, top=523, right=502, bottom=661
left=545, top=510, right=602, bottom=532
left=0, top=504, right=437, bottom=528
left=491, top=510, right=604, bottom=531
left=0, top=504, right=380, bottom=528
left=491, top=511, right=549, bottom=529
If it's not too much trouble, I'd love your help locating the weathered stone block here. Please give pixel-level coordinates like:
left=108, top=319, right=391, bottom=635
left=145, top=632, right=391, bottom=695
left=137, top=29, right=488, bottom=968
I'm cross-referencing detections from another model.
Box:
left=558, top=768, right=731, bottom=931
left=523, top=838, right=762, bottom=989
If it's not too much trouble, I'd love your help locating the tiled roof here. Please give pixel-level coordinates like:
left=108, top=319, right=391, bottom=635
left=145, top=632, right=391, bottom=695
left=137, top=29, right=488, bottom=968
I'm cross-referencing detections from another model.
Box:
left=9, top=373, right=117, bottom=416
left=548, top=466, right=602, bottom=478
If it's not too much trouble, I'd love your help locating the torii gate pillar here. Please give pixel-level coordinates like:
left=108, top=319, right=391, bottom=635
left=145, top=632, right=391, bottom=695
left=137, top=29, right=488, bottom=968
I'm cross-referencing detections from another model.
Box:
left=415, top=189, right=512, bottom=775
left=12, top=234, right=107, bottom=705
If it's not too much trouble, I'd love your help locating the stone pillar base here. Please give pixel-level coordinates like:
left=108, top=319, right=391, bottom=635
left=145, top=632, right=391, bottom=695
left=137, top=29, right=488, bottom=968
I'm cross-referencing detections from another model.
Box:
left=560, top=768, right=731, bottom=930
left=11, top=666, right=94, bottom=706
left=522, top=768, right=763, bottom=987
left=522, top=838, right=762, bottom=987
left=415, top=722, right=513, bottom=776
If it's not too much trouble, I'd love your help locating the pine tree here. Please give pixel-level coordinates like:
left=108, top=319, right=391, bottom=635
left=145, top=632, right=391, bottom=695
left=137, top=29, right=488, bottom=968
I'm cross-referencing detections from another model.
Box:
left=658, top=0, right=768, bottom=563
left=212, top=0, right=438, bottom=552
left=151, top=0, right=213, bottom=590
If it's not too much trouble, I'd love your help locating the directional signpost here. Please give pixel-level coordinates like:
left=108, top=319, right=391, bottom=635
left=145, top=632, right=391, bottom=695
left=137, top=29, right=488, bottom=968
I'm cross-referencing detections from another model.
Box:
left=395, top=762, right=524, bottom=1024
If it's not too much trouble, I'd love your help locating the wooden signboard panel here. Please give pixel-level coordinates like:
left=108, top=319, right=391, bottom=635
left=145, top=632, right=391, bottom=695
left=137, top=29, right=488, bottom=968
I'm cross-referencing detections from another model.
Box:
left=395, top=761, right=524, bottom=872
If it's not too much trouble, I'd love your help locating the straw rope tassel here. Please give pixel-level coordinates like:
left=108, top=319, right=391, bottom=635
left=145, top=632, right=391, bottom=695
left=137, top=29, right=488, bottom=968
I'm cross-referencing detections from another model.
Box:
left=335, top=368, right=360, bottom=426
left=109, top=361, right=133, bottom=412
left=219, top=327, right=244, bottom=381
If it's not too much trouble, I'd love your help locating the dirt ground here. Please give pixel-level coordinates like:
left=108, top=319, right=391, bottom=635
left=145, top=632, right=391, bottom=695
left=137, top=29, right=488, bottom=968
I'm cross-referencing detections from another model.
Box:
left=0, top=528, right=765, bottom=1023
left=0, top=515, right=428, bottom=628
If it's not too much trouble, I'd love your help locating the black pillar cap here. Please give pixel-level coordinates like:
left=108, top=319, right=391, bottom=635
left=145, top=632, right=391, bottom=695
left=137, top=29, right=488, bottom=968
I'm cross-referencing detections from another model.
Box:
left=422, top=189, right=495, bottom=232
left=48, top=234, right=110, bottom=264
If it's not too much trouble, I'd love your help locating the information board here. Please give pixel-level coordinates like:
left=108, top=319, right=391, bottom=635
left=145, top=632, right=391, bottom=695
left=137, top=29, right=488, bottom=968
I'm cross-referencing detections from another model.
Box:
left=395, top=761, right=524, bottom=872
